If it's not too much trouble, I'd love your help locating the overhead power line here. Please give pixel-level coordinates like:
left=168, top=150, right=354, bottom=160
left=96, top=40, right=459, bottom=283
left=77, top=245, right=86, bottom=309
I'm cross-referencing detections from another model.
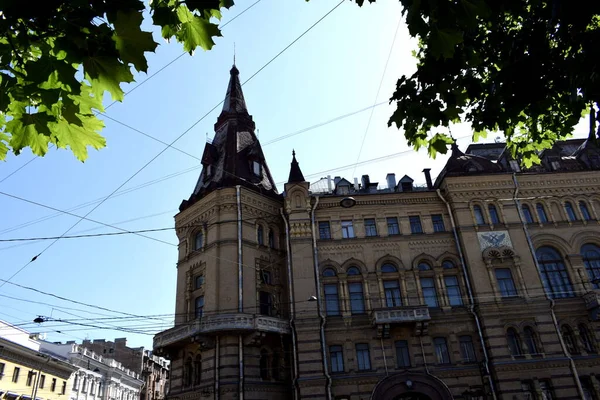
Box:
left=0, top=0, right=265, bottom=185
left=0, top=0, right=346, bottom=288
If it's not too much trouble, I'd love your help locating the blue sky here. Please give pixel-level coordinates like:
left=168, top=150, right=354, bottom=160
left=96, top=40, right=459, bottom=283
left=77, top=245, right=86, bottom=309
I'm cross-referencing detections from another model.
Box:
left=0, top=0, right=590, bottom=349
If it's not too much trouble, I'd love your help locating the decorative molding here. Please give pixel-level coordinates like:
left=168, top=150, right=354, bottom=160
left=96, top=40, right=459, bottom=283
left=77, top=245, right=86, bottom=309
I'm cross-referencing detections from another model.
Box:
left=477, top=230, right=512, bottom=251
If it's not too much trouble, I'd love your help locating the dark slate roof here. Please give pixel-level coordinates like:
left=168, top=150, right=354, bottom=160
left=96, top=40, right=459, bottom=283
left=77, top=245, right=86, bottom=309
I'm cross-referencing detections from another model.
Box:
left=180, top=65, right=279, bottom=211
left=287, top=150, right=306, bottom=183
left=434, top=142, right=504, bottom=186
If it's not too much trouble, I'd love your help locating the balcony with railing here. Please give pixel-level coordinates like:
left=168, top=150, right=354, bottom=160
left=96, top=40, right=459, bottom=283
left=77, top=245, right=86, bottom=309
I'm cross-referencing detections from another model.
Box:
left=371, top=305, right=431, bottom=338
left=153, top=313, right=290, bottom=350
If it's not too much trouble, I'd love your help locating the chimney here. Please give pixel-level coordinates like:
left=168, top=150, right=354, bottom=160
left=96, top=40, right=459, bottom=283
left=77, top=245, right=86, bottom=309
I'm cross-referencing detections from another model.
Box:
left=327, top=175, right=332, bottom=192
left=386, top=173, right=396, bottom=190
left=353, top=177, right=359, bottom=191
left=361, top=175, right=370, bottom=191
left=334, top=176, right=341, bottom=186
left=423, top=168, right=433, bottom=189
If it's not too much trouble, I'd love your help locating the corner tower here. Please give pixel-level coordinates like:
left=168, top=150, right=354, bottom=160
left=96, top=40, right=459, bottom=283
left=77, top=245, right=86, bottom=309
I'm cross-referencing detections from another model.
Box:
left=154, top=65, right=291, bottom=400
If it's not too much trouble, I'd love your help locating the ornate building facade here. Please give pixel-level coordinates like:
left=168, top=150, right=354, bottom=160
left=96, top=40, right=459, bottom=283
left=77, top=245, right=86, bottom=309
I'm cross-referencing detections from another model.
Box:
left=153, top=65, right=600, bottom=400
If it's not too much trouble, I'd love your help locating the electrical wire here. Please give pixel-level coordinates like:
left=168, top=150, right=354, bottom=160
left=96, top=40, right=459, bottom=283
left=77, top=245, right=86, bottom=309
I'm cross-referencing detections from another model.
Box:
left=351, top=14, right=403, bottom=178
left=0, top=0, right=265, bottom=185
left=0, top=0, right=346, bottom=289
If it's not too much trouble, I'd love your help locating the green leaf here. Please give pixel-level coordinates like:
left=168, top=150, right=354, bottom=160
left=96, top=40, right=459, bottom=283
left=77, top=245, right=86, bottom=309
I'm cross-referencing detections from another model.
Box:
left=6, top=113, right=54, bottom=156
left=113, top=10, right=158, bottom=73
left=0, top=130, right=9, bottom=160
left=51, top=115, right=106, bottom=161
left=83, top=56, right=134, bottom=101
left=473, top=130, right=488, bottom=142
left=427, top=133, right=454, bottom=158
left=429, top=28, right=463, bottom=59
left=176, top=5, right=222, bottom=53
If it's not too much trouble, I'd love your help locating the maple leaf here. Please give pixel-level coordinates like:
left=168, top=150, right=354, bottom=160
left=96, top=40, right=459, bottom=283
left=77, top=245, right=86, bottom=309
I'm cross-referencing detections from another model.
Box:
left=51, top=116, right=106, bottom=162
left=113, top=10, right=158, bottom=73
left=176, top=6, right=222, bottom=53
left=83, top=56, right=135, bottom=102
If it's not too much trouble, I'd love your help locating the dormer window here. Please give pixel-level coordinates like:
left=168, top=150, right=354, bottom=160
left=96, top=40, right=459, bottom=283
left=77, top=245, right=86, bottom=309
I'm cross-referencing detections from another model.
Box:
left=252, top=161, right=261, bottom=177
left=205, top=164, right=212, bottom=178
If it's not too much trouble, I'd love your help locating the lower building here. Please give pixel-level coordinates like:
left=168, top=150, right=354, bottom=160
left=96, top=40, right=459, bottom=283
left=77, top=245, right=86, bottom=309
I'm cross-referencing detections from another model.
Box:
left=39, top=341, right=144, bottom=400
left=0, top=321, right=77, bottom=400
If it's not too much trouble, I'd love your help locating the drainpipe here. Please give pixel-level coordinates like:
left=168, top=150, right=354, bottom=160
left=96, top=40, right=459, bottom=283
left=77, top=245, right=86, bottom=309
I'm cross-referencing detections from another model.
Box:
left=419, top=336, right=430, bottom=375
left=380, top=338, right=388, bottom=376
left=280, top=208, right=300, bottom=400
left=310, top=196, right=332, bottom=400
left=512, top=174, right=585, bottom=399
left=214, top=336, right=219, bottom=400
left=437, top=189, right=498, bottom=400
left=235, top=185, right=244, bottom=400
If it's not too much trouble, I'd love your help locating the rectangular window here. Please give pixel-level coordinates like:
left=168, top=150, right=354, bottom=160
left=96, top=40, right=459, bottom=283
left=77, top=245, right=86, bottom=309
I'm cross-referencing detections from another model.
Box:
left=395, top=340, right=411, bottom=368
left=12, top=367, right=20, bottom=383
left=82, top=377, right=87, bottom=393
left=324, top=284, right=340, bottom=316
left=329, top=345, right=344, bottom=373
left=539, top=380, right=554, bottom=400
left=40, top=374, right=46, bottom=389
left=459, top=335, right=476, bottom=363
left=383, top=280, right=402, bottom=307
left=51, top=378, right=57, bottom=391
left=420, top=278, right=438, bottom=307
left=355, top=344, right=371, bottom=371
left=0, top=362, right=4, bottom=380
left=341, top=221, right=355, bottom=239
left=348, top=282, right=365, bottom=314
left=409, top=216, right=423, bottom=234
left=444, top=276, right=463, bottom=306
left=261, top=270, right=271, bottom=285
left=495, top=268, right=518, bottom=297
left=195, top=296, right=204, bottom=319
left=91, top=381, right=96, bottom=395
left=387, top=217, right=400, bottom=235
left=26, top=371, right=35, bottom=386
left=581, top=376, right=597, bottom=400
left=364, top=218, right=377, bottom=237
left=434, top=337, right=450, bottom=364
left=521, top=381, right=536, bottom=400
left=319, top=222, right=331, bottom=239
left=259, top=291, right=273, bottom=316
left=61, top=381, right=66, bottom=394
left=432, top=214, right=445, bottom=232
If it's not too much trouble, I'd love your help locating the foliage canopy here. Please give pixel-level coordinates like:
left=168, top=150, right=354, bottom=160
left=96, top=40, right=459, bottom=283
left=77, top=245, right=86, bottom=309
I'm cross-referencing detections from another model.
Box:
left=355, top=0, right=600, bottom=165
left=0, top=0, right=232, bottom=161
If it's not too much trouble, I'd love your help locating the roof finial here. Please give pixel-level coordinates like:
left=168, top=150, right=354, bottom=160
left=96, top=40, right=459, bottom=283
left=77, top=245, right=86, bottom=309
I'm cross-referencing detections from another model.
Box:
left=292, top=149, right=296, bottom=157
left=233, top=42, right=236, bottom=66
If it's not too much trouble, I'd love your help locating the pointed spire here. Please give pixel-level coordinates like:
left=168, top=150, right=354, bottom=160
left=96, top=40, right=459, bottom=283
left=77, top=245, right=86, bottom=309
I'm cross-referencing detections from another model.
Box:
left=288, top=150, right=306, bottom=183
left=221, top=63, right=247, bottom=114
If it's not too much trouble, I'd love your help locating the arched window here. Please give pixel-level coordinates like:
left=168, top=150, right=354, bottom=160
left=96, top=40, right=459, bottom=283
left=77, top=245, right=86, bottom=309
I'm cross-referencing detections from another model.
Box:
left=579, top=201, right=592, bottom=221
left=442, top=260, right=456, bottom=269
left=184, top=357, right=193, bottom=387
left=536, top=203, right=548, bottom=223
left=259, top=349, right=270, bottom=380
left=535, top=247, right=574, bottom=298
left=268, top=229, right=275, bottom=248
left=578, top=324, right=596, bottom=354
left=473, top=205, right=486, bottom=225
left=565, top=201, right=578, bottom=221
left=194, top=355, right=201, bottom=385
left=507, top=328, right=522, bottom=356
left=561, top=325, right=579, bottom=355
left=194, top=232, right=203, bottom=251
left=347, top=266, right=361, bottom=276
left=257, top=225, right=264, bottom=246
left=381, top=263, right=398, bottom=273
left=523, top=327, right=539, bottom=354
left=581, top=244, right=600, bottom=289
left=417, top=262, right=431, bottom=271
left=521, top=204, right=534, bottom=224
left=488, top=204, right=500, bottom=224
left=322, top=268, right=337, bottom=277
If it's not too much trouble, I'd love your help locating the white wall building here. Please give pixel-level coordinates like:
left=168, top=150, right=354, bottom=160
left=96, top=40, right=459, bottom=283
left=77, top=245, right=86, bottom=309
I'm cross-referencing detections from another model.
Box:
left=39, top=341, right=144, bottom=400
